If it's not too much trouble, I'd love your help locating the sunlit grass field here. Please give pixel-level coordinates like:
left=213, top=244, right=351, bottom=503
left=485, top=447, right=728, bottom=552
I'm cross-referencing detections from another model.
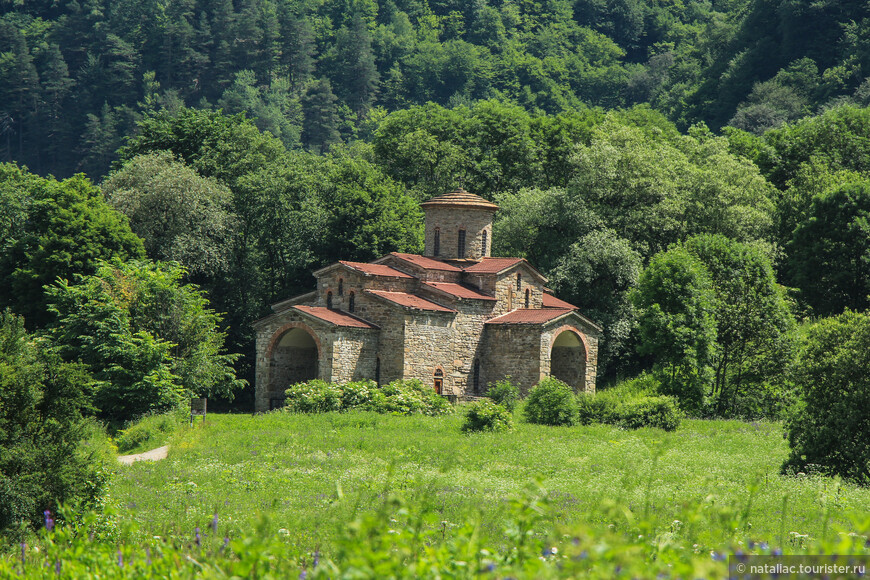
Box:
left=108, top=409, right=870, bottom=554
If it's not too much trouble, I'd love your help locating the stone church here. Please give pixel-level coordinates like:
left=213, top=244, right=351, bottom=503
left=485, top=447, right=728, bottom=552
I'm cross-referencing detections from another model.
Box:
left=253, top=188, right=602, bottom=412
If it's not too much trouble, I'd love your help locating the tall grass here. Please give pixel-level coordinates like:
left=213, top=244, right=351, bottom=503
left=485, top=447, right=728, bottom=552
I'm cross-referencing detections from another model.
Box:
left=6, top=412, right=869, bottom=577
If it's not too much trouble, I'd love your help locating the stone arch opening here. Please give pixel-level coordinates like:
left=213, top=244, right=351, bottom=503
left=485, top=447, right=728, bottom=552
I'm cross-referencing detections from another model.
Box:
left=269, top=327, right=319, bottom=406
left=550, top=329, right=587, bottom=392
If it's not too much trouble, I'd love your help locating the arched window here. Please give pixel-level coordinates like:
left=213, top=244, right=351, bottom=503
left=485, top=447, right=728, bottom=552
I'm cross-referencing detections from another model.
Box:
left=348, top=291, right=355, bottom=312
left=516, top=272, right=522, bottom=291
left=433, top=368, right=444, bottom=395
left=481, top=230, right=488, bottom=256
left=326, top=291, right=333, bottom=309
left=375, top=357, right=381, bottom=385
left=458, top=229, right=466, bottom=257
left=525, top=288, right=531, bottom=308
left=338, top=278, right=343, bottom=296
left=473, top=359, right=480, bottom=392
left=434, top=228, right=441, bottom=256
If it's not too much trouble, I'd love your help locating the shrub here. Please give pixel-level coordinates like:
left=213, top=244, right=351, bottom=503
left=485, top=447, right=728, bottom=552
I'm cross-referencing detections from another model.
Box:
left=524, top=378, right=578, bottom=426
left=372, top=379, right=453, bottom=416
left=114, top=408, right=188, bottom=453
left=462, top=400, right=513, bottom=433
left=341, top=380, right=376, bottom=410
left=487, top=378, right=520, bottom=412
left=285, top=380, right=343, bottom=413
left=576, top=392, right=615, bottom=425
left=783, top=310, right=870, bottom=484
left=616, top=397, right=682, bottom=431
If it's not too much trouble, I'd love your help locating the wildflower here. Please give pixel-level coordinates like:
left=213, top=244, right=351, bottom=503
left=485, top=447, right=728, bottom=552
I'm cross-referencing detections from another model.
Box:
left=211, top=513, right=219, bottom=533
left=55, top=559, right=61, bottom=575
left=20, top=543, right=26, bottom=567
left=44, top=510, right=54, bottom=532
left=313, top=550, right=320, bottom=568
left=117, top=551, right=123, bottom=568
left=772, top=548, right=783, bottom=556
left=195, top=527, right=201, bottom=548
left=710, top=551, right=727, bottom=562
left=299, top=571, right=307, bottom=580
left=145, top=547, right=152, bottom=566
left=222, top=537, right=230, bottom=553
left=760, top=542, right=769, bottom=551
left=486, top=563, right=496, bottom=573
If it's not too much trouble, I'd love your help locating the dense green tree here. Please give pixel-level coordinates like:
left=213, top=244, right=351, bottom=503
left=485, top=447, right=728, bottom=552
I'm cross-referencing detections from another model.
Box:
left=682, top=235, right=795, bottom=415
left=325, top=13, right=380, bottom=115
left=788, top=182, right=870, bottom=317
left=45, top=260, right=244, bottom=423
left=0, top=166, right=145, bottom=327
left=301, top=78, right=341, bottom=153
left=783, top=309, right=870, bottom=484
left=101, top=152, right=237, bottom=280
left=631, top=247, right=718, bottom=409
left=0, top=310, right=112, bottom=533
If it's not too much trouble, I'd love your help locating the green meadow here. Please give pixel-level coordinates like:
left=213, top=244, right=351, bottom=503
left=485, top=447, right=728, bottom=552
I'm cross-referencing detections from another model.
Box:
left=7, top=409, right=870, bottom=578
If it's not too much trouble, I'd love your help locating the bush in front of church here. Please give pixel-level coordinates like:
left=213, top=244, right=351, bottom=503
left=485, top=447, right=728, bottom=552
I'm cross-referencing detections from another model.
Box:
left=487, top=378, right=520, bottom=412
left=284, top=379, right=453, bottom=416
left=524, top=378, right=578, bottom=426
left=462, top=400, right=513, bottom=433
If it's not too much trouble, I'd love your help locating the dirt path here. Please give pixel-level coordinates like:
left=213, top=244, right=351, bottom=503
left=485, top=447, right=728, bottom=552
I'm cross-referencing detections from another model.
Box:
left=117, top=445, right=170, bottom=465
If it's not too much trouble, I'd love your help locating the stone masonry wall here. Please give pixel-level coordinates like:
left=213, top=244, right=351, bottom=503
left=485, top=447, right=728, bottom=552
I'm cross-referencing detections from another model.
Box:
left=489, top=268, right=546, bottom=317
left=480, top=325, right=544, bottom=394
left=424, top=206, right=495, bottom=259
left=402, top=312, right=456, bottom=393
left=330, top=327, right=379, bottom=383
left=541, top=323, right=600, bottom=393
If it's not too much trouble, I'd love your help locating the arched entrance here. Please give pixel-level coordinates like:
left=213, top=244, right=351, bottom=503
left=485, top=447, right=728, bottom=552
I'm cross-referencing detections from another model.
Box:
left=269, top=327, right=319, bottom=407
left=550, top=329, right=587, bottom=392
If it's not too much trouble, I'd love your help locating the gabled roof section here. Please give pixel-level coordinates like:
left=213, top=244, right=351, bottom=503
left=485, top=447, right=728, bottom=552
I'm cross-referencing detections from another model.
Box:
left=463, top=257, right=548, bottom=282
left=293, top=305, right=379, bottom=329
left=543, top=293, right=578, bottom=310
left=486, top=308, right=574, bottom=325
left=364, top=290, right=456, bottom=313
left=420, top=188, right=499, bottom=211
left=339, top=261, right=414, bottom=278
left=422, top=282, right=497, bottom=301
left=271, top=291, right=316, bottom=313
left=380, top=252, right=463, bottom=272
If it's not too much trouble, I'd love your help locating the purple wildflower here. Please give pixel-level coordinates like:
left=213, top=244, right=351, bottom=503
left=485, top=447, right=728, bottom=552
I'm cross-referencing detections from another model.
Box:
left=44, top=510, right=54, bottom=532
left=21, top=543, right=26, bottom=567
left=299, top=571, right=308, bottom=580
left=117, top=551, right=123, bottom=568
left=486, top=563, right=496, bottom=573
left=313, top=550, right=320, bottom=568
left=222, top=537, right=230, bottom=553
left=195, top=527, right=201, bottom=548
left=211, top=513, right=219, bottom=533
left=773, top=548, right=783, bottom=556
left=145, top=547, right=152, bottom=566
left=55, top=560, right=61, bottom=575
left=711, top=552, right=727, bottom=562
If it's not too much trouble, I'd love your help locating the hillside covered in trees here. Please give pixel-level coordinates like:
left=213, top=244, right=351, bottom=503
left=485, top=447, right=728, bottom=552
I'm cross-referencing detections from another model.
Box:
left=2, top=0, right=869, bottom=177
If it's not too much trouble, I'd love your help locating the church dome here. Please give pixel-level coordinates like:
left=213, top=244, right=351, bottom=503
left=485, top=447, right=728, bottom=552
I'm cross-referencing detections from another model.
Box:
left=420, top=188, right=499, bottom=211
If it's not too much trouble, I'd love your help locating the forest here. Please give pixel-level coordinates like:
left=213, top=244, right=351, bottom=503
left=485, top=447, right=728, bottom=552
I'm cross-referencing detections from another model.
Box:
left=1, top=0, right=870, bottom=542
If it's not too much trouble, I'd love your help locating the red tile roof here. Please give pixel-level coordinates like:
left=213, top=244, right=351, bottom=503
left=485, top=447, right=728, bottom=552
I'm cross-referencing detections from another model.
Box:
left=389, top=253, right=462, bottom=272
left=293, top=305, right=379, bottom=328
left=543, top=293, right=578, bottom=309
left=420, top=188, right=499, bottom=211
left=486, top=308, right=573, bottom=325
left=365, top=290, right=456, bottom=312
left=339, top=261, right=414, bottom=278
left=422, top=282, right=496, bottom=301
left=463, top=257, right=525, bottom=274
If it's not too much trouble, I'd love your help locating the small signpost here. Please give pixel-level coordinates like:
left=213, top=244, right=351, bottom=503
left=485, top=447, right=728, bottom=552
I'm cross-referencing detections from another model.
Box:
left=190, top=398, right=207, bottom=426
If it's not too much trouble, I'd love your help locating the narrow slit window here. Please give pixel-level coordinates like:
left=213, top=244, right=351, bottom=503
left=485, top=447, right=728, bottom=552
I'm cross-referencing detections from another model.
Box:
left=458, top=230, right=466, bottom=257
left=481, top=230, right=488, bottom=256
left=516, top=272, right=522, bottom=291
left=338, top=278, right=343, bottom=295
left=525, top=288, right=531, bottom=308
left=434, top=228, right=440, bottom=256
left=348, top=291, right=355, bottom=312
left=327, top=291, right=333, bottom=309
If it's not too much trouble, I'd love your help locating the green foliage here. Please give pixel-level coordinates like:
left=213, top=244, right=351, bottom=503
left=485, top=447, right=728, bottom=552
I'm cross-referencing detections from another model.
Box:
left=101, top=152, right=237, bottom=279
left=0, top=311, right=113, bottom=533
left=0, top=165, right=145, bottom=327
left=487, top=377, right=520, bottom=412
left=576, top=378, right=682, bottom=431
left=523, top=378, right=578, bottom=426
left=285, top=379, right=453, bottom=416
left=461, top=400, right=513, bottom=433
left=45, top=260, right=243, bottom=424
left=631, top=247, right=717, bottom=410
left=788, top=181, right=870, bottom=317
left=783, top=310, right=870, bottom=484
left=113, top=409, right=188, bottom=454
